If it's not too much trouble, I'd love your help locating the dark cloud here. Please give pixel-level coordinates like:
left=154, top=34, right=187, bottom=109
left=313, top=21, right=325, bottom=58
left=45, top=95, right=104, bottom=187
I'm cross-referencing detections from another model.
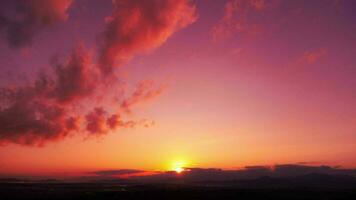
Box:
left=272, top=164, right=339, bottom=177
left=50, top=45, right=97, bottom=103
left=84, top=106, right=148, bottom=135
left=0, top=44, right=97, bottom=102
left=106, top=114, right=121, bottom=129
left=98, top=0, right=197, bottom=74
left=85, top=107, right=107, bottom=134
left=65, top=116, right=80, bottom=131
left=125, top=165, right=356, bottom=184
left=0, top=46, right=96, bottom=145
left=0, top=0, right=73, bottom=48
left=93, top=169, right=145, bottom=176
left=106, top=114, right=138, bottom=130
left=0, top=100, right=70, bottom=146
left=0, top=44, right=163, bottom=146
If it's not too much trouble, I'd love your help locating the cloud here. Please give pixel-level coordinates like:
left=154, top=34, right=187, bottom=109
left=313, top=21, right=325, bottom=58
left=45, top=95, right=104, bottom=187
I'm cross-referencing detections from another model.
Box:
left=121, top=80, right=164, bottom=113
left=211, top=0, right=244, bottom=42
left=0, top=99, right=72, bottom=146
left=106, top=114, right=121, bottom=129
left=211, top=0, right=266, bottom=42
left=127, top=164, right=356, bottom=184
left=106, top=114, right=139, bottom=130
left=0, top=0, right=195, bottom=146
left=97, top=0, right=197, bottom=74
left=26, top=44, right=97, bottom=105
left=85, top=107, right=145, bottom=135
left=0, top=45, right=93, bottom=146
left=92, top=169, right=145, bottom=176
left=0, top=0, right=73, bottom=48
left=85, top=107, right=107, bottom=135
left=50, top=45, right=97, bottom=103
left=0, top=46, right=101, bottom=145
left=65, top=116, right=80, bottom=131
left=250, top=0, right=266, bottom=11
left=299, top=48, right=327, bottom=64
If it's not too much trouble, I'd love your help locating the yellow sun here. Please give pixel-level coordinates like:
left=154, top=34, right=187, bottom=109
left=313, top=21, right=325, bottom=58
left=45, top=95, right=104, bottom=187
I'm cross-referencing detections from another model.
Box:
left=172, top=161, right=186, bottom=173
left=174, top=166, right=184, bottom=173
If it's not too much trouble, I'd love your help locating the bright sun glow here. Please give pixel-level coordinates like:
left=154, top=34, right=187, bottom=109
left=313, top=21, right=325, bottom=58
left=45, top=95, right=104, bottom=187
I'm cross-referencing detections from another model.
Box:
left=172, top=161, right=186, bottom=173
left=174, top=166, right=184, bottom=173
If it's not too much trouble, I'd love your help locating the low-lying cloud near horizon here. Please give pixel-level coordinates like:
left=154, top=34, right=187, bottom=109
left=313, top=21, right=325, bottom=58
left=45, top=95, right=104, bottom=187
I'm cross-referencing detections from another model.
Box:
left=0, top=0, right=197, bottom=146
left=90, top=164, right=356, bottom=182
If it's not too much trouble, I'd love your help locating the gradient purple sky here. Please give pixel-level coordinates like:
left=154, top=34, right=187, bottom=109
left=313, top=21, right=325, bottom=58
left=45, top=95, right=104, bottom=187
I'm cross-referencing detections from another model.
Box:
left=0, top=0, right=355, bottom=177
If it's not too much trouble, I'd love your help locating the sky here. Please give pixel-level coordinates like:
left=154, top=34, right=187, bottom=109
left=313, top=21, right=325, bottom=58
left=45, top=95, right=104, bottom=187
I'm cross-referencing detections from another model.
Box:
left=0, top=0, right=355, bottom=177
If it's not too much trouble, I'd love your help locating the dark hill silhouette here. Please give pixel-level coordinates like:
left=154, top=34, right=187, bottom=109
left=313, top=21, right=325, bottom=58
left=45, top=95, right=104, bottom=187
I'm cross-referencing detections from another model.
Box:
left=237, top=173, right=356, bottom=189
left=1, top=165, right=356, bottom=199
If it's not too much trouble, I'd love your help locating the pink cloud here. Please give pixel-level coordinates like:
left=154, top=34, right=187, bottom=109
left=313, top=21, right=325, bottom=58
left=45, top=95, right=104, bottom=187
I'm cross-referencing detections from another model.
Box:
left=107, top=114, right=121, bottom=129
left=0, top=99, right=70, bottom=146
left=250, top=0, right=266, bottom=11
left=211, top=0, right=266, bottom=42
left=121, top=80, right=165, bottom=113
left=98, top=0, right=197, bottom=74
left=50, top=45, right=98, bottom=103
left=300, top=48, right=327, bottom=64
left=0, top=45, right=94, bottom=146
left=85, top=107, right=107, bottom=135
left=0, top=0, right=195, bottom=146
left=29, top=0, right=73, bottom=25
left=0, top=46, right=162, bottom=145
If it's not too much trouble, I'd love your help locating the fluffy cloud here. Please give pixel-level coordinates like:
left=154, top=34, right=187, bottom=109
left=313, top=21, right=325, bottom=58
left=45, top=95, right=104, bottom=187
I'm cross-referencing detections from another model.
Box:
left=0, top=46, right=161, bottom=145
left=0, top=0, right=73, bottom=48
left=107, top=114, right=121, bottom=129
left=85, top=107, right=107, bottom=134
left=0, top=0, right=197, bottom=146
left=0, top=46, right=92, bottom=146
left=50, top=45, right=97, bottom=103
left=0, top=94, right=73, bottom=146
left=98, top=0, right=197, bottom=74
left=85, top=107, right=145, bottom=135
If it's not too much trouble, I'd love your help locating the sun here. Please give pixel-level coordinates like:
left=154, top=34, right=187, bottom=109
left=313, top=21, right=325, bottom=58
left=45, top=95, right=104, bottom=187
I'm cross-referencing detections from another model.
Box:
left=172, top=161, right=186, bottom=173
left=174, top=166, right=184, bottom=173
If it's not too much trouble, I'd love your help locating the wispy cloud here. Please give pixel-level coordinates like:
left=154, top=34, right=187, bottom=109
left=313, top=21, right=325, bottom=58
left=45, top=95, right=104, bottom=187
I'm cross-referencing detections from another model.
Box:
left=211, top=0, right=266, bottom=42
left=299, top=48, right=327, bottom=64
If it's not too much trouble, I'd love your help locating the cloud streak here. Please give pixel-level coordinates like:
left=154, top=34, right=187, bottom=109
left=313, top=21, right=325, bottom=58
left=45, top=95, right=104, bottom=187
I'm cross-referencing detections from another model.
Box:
left=121, top=80, right=164, bottom=113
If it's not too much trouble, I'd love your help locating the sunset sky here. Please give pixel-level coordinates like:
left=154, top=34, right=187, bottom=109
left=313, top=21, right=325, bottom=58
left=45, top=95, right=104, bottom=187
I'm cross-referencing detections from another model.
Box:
left=0, top=0, right=355, bottom=177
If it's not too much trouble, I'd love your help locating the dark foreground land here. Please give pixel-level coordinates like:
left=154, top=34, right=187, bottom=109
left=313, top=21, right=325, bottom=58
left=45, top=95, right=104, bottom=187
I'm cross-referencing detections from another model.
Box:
left=0, top=182, right=356, bottom=200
